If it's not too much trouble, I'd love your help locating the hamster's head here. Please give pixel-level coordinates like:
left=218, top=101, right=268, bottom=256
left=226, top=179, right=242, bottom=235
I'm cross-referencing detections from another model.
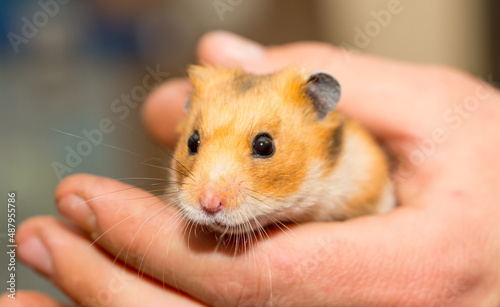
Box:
left=171, top=66, right=343, bottom=234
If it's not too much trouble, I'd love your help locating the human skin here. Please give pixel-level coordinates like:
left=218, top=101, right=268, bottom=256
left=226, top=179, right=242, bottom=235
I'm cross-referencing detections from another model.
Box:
left=3, top=31, right=500, bottom=306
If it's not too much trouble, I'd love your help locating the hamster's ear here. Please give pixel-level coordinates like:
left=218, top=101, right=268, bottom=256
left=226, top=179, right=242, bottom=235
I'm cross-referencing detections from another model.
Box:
left=186, top=65, right=213, bottom=113
left=188, top=65, right=215, bottom=83
left=304, top=72, right=341, bottom=120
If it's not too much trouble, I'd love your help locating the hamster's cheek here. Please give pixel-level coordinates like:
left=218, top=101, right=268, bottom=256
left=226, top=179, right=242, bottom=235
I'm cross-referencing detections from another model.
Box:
left=250, top=143, right=308, bottom=200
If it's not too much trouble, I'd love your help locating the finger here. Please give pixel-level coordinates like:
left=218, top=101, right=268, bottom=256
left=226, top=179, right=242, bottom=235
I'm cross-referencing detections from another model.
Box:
left=55, top=173, right=270, bottom=304
left=55, top=173, right=179, bottom=237
left=0, top=291, right=62, bottom=307
left=17, top=216, right=204, bottom=307
left=196, top=31, right=481, bottom=144
left=54, top=173, right=466, bottom=306
left=142, top=78, right=192, bottom=149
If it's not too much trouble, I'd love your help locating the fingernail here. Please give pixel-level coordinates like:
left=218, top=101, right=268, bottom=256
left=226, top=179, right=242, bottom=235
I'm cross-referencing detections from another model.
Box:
left=57, top=194, right=97, bottom=232
left=210, top=31, right=265, bottom=62
left=18, top=236, right=53, bottom=276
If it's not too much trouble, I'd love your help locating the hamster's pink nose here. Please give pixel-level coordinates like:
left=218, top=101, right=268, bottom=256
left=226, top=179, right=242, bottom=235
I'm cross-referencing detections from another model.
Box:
left=199, top=191, right=223, bottom=214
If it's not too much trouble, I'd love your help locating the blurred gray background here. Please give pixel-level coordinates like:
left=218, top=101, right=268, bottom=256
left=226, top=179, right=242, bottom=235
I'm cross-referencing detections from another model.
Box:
left=0, top=0, right=498, bottom=303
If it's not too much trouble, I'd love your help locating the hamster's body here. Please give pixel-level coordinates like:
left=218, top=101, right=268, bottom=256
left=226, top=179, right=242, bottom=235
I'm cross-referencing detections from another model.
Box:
left=171, top=66, right=394, bottom=234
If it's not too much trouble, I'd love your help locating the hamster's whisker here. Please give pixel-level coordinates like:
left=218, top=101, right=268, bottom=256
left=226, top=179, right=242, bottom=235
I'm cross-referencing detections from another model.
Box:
left=116, top=192, right=167, bottom=202
left=140, top=161, right=194, bottom=183
left=78, top=181, right=171, bottom=208
left=237, top=230, right=243, bottom=257
left=170, top=158, right=196, bottom=181
left=102, top=119, right=190, bottom=285
left=137, top=210, right=181, bottom=283
left=144, top=146, right=196, bottom=182
left=51, top=128, right=162, bottom=163
left=238, top=189, right=293, bottom=242
left=114, top=203, right=169, bottom=267
left=250, top=225, right=260, bottom=268
left=244, top=204, right=271, bottom=253
left=165, top=211, right=188, bottom=291
left=242, top=224, right=248, bottom=259
left=86, top=197, right=166, bottom=252
left=124, top=204, right=173, bottom=266
left=141, top=155, right=194, bottom=181
left=214, top=228, right=228, bottom=253
left=185, top=218, right=197, bottom=257
left=79, top=179, right=182, bottom=214
left=242, top=221, right=252, bottom=254
left=158, top=208, right=185, bottom=290
left=112, top=192, right=178, bottom=219
left=250, top=213, right=270, bottom=241
left=108, top=118, right=196, bottom=182
left=113, top=176, right=173, bottom=183
left=118, top=188, right=182, bottom=201
left=244, top=194, right=294, bottom=237
left=136, top=208, right=184, bottom=281
left=243, top=187, right=272, bottom=201
left=243, top=188, right=284, bottom=213
left=238, top=190, right=271, bottom=242
left=121, top=178, right=191, bottom=187
left=142, top=156, right=195, bottom=183
left=232, top=229, right=240, bottom=258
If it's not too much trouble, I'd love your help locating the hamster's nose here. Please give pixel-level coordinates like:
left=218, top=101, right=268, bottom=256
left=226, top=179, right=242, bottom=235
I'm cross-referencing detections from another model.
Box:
left=199, top=190, right=223, bottom=214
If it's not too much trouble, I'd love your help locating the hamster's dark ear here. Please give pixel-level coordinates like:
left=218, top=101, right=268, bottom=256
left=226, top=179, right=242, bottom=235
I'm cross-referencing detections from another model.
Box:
left=304, top=72, right=341, bottom=120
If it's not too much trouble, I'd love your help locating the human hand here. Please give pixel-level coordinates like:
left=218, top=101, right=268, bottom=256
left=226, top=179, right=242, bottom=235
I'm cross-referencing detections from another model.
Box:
left=11, top=31, right=500, bottom=306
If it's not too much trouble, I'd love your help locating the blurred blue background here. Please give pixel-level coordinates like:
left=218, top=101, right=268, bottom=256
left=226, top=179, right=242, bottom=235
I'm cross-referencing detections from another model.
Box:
left=0, top=0, right=498, bottom=303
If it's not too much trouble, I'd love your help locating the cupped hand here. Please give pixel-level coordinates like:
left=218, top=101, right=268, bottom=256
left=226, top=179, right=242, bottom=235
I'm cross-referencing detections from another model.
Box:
left=13, top=31, right=500, bottom=306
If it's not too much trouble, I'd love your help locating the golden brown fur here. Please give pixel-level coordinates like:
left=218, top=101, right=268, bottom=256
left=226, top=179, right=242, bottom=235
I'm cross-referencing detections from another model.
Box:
left=172, top=66, right=394, bottom=233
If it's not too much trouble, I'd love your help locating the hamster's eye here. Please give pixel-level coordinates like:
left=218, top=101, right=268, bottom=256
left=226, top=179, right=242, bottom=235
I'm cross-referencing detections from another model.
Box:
left=252, top=133, right=274, bottom=158
left=188, top=131, right=200, bottom=155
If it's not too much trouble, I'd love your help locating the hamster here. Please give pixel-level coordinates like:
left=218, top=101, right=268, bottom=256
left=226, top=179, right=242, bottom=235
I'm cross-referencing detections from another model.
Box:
left=170, top=65, right=395, bottom=235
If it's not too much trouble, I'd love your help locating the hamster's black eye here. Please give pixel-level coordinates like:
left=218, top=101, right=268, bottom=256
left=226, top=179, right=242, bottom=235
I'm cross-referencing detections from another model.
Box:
left=188, top=131, right=200, bottom=155
left=252, top=133, right=274, bottom=158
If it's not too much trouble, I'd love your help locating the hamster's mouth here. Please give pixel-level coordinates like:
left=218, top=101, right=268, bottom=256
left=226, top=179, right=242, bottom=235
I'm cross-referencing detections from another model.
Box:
left=210, top=219, right=261, bottom=234
left=183, top=207, right=275, bottom=234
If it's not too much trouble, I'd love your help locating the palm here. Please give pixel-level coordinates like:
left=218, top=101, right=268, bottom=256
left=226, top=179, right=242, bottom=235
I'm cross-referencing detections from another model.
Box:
left=9, top=32, right=500, bottom=306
